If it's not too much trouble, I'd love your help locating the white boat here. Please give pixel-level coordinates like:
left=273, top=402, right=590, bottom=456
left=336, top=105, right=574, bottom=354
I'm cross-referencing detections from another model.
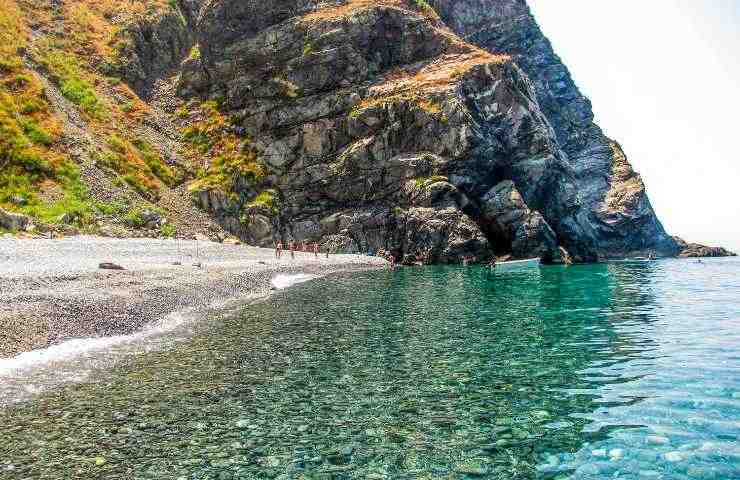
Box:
left=492, top=257, right=541, bottom=272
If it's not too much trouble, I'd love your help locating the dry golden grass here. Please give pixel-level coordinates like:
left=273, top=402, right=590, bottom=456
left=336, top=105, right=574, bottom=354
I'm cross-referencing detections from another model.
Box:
left=300, top=0, right=508, bottom=117
left=3, top=0, right=191, bottom=213
left=302, top=0, right=409, bottom=23
left=354, top=52, right=509, bottom=114
left=0, top=0, right=66, bottom=170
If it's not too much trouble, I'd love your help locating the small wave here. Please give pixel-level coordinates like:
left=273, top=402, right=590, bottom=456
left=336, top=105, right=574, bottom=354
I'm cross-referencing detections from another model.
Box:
left=271, top=273, right=318, bottom=290
left=0, top=309, right=190, bottom=378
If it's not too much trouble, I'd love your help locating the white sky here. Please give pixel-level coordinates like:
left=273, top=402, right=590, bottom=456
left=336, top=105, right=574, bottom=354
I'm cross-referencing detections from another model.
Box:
left=528, top=0, right=740, bottom=251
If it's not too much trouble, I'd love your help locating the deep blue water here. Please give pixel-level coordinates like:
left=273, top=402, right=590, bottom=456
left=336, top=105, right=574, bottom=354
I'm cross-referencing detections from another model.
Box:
left=1, top=258, right=739, bottom=479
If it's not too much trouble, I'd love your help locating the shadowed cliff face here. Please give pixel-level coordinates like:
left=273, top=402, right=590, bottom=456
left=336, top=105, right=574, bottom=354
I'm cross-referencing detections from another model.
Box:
left=179, top=0, right=680, bottom=263
left=430, top=0, right=680, bottom=258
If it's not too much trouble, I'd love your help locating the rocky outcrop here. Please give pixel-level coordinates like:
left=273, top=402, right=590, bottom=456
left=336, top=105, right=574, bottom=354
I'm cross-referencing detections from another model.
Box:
left=115, top=5, right=197, bottom=97
left=0, top=209, right=32, bottom=232
left=673, top=237, right=737, bottom=258
left=480, top=180, right=558, bottom=260
left=430, top=0, right=680, bottom=259
left=174, top=0, right=695, bottom=263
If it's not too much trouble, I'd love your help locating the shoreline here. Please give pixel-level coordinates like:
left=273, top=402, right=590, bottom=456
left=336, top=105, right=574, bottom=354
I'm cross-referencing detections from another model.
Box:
left=0, top=236, right=388, bottom=359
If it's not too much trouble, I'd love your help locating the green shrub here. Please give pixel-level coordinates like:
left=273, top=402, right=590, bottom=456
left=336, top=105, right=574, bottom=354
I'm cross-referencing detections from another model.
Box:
left=188, top=44, right=200, bottom=60
left=107, top=134, right=128, bottom=154
left=94, top=200, right=129, bottom=216
left=159, top=223, right=176, bottom=238
left=123, top=208, right=146, bottom=228
left=413, top=0, right=437, bottom=16
left=247, top=189, right=279, bottom=215
left=133, top=139, right=176, bottom=187
left=19, top=98, right=44, bottom=114
left=122, top=174, right=152, bottom=198
left=60, top=78, right=105, bottom=117
left=21, top=119, right=53, bottom=146
left=35, top=46, right=107, bottom=119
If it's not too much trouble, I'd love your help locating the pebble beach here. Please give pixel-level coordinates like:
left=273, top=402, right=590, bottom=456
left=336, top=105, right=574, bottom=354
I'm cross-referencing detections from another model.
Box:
left=0, top=236, right=388, bottom=359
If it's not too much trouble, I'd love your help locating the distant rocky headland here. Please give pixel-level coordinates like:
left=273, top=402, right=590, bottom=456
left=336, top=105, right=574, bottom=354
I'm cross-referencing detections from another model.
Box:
left=0, top=0, right=733, bottom=262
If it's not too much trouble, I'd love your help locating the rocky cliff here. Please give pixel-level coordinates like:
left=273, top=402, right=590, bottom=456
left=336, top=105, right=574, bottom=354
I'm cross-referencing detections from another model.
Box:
left=431, top=0, right=681, bottom=259
left=177, top=0, right=683, bottom=262
left=1, top=0, right=732, bottom=262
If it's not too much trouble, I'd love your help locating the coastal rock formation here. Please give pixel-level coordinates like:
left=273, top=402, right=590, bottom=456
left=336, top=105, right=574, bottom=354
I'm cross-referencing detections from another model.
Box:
left=177, top=0, right=680, bottom=262
left=673, top=237, right=737, bottom=258
left=0, top=208, right=31, bottom=232
left=430, top=0, right=679, bottom=259
left=3, top=0, right=727, bottom=262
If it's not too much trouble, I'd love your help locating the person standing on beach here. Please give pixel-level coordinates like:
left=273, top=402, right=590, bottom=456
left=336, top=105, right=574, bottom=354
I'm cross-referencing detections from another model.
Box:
left=313, top=243, right=319, bottom=257
left=276, top=241, right=283, bottom=258
left=289, top=241, right=295, bottom=259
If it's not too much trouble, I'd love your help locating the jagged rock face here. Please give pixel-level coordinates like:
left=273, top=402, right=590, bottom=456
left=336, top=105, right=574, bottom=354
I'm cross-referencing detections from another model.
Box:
left=480, top=181, right=558, bottom=260
left=673, top=237, right=737, bottom=258
left=116, top=10, right=195, bottom=97
left=431, top=0, right=680, bottom=259
left=182, top=0, right=679, bottom=262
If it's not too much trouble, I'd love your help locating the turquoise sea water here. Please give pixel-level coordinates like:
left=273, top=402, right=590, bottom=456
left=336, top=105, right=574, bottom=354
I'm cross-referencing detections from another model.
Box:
left=1, top=258, right=739, bottom=479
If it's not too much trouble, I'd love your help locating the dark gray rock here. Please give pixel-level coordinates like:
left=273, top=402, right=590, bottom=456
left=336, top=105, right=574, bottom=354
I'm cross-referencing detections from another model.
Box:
left=0, top=209, right=31, bottom=232
left=99, top=262, right=126, bottom=271
left=115, top=7, right=196, bottom=97
left=673, top=237, right=737, bottom=258
left=431, top=0, right=681, bottom=259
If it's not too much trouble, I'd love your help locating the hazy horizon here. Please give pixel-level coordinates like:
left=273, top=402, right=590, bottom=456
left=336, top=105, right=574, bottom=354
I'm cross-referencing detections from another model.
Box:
left=529, top=0, right=740, bottom=252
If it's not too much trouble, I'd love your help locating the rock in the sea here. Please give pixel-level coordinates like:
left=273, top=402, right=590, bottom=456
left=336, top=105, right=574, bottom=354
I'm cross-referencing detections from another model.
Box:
left=480, top=180, right=559, bottom=261
left=673, top=236, right=737, bottom=258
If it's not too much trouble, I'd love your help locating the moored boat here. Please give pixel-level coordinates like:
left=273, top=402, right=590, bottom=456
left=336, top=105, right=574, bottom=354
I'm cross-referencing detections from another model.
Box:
left=492, top=257, right=541, bottom=272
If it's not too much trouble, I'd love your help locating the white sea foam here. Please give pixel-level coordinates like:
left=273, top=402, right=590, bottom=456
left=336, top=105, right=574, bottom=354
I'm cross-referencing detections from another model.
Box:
left=0, top=309, right=190, bottom=378
left=271, top=273, right=318, bottom=290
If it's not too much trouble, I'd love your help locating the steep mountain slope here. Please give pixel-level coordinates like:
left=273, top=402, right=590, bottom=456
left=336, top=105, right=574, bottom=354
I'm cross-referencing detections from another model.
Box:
left=430, top=0, right=679, bottom=258
left=0, top=0, right=732, bottom=261
left=0, top=0, right=227, bottom=240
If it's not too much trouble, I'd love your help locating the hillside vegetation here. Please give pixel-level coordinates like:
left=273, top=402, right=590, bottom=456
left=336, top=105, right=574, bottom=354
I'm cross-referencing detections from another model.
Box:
left=0, top=0, right=232, bottom=239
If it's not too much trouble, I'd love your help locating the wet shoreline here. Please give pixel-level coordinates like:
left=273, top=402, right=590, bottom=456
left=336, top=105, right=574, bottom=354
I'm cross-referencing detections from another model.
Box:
left=0, top=236, right=387, bottom=359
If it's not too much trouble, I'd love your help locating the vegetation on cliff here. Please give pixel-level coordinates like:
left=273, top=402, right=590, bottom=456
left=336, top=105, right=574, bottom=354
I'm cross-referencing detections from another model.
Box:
left=0, top=0, right=93, bottom=227
left=0, top=0, right=228, bottom=238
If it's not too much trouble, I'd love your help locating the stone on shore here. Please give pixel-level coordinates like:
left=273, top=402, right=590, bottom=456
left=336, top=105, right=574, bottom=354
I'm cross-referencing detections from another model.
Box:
left=99, top=262, right=126, bottom=270
left=0, top=208, right=31, bottom=232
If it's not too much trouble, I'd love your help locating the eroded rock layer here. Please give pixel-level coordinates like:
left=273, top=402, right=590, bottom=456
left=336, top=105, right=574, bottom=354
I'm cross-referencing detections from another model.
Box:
left=179, top=0, right=683, bottom=262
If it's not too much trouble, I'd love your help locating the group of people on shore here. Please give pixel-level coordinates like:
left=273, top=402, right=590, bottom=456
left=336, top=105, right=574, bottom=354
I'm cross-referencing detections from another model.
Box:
left=274, top=240, right=398, bottom=268
left=275, top=241, right=327, bottom=259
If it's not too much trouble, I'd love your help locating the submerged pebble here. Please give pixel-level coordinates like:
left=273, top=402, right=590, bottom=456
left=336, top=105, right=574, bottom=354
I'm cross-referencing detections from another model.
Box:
left=647, top=435, right=670, bottom=445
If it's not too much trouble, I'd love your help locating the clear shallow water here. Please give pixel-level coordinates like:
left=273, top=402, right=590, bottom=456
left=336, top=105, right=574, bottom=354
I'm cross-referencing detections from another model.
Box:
left=2, top=259, right=739, bottom=479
